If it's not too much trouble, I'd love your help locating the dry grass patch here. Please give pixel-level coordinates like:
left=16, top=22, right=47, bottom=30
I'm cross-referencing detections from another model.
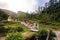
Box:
left=22, top=32, right=37, bottom=39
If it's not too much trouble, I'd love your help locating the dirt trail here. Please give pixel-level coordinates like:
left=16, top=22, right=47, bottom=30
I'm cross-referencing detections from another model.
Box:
left=0, top=36, right=5, bottom=40
left=54, top=31, right=60, bottom=40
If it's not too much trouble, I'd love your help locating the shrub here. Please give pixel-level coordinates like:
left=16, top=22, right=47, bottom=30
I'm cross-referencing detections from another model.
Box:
left=4, top=24, right=23, bottom=32
left=15, top=26, right=24, bottom=32
left=50, top=30, right=56, bottom=37
left=0, top=26, right=8, bottom=33
left=4, top=23, right=28, bottom=32
left=38, top=29, right=48, bottom=40
left=0, top=27, right=5, bottom=33
left=5, top=32, right=24, bottom=40
left=48, top=30, right=56, bottom=40
left=26, top=36, right=36, bottom=40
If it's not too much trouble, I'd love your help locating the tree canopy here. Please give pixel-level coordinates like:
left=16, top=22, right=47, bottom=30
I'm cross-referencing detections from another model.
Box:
left=0, top=10, right=9, bottom=21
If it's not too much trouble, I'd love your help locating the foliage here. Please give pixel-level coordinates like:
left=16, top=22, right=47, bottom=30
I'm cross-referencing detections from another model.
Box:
left=4, top=23, right=28, bottom=32
left=0, top=10, right=9, bottom=21
left=0, top=26, right=8, bottom=33
left=38, top=29, right=48, bottom=40
left=5, top=32, right=24, bottom=40
left=40, top=0, right=60, bottom=22
left=50, top=30, right=56, bottom=37
left=48, top=30, right=56, bottom=40
left=28, top=0, right=60, bottom=23
left=0, top=27, right=5, bottom=33
left=15, top=26, right=24, bottom=32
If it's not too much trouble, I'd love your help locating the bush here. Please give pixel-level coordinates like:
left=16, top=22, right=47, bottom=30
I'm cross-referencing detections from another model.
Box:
left=15, top=26, right=24, bottom=32
left=50, top=30, right=56, bottom=37
left=48, top=30, right=56, bottom=40
left=0, top=26, right=8, bottom=33
left=5, top=32, right=24, bottom=40
left=4, top=23, right=28, bottom=32
left=7, top=26, right=24, bottom=33
left=0, top=27, right=5, bottom=33
left=0, top=10, right=9, bottom=21
left=4, top=24, right=24, bottom=32
left=38, top=29, right=48, bottom=40
left=26, top=36, right=36, bottom=40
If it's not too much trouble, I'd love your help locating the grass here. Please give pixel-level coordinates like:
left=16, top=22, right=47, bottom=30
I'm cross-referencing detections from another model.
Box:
left=0, top=21, right=37, bottom=40
left=0, top=20, right=58, bottom=40
left=39, top=23, right=60, bottom=31
left=22, top=32, right=37, bottom=39
left=0, top=20, right=59, bottom=39
left=0, top=32, right=37, bottom=40
left=4, top=22, right=29, bottom=32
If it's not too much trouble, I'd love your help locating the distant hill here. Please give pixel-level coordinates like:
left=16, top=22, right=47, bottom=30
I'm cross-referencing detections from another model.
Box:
left=0, top=9, right=30, bottom=21
left=0, top=9, right=29, bottom=17
left=0, top=9, right=16, bottom=16
left=17, top=11, right=28, bottom=17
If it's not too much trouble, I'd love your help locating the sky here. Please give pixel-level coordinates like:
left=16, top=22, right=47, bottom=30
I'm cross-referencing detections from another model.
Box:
left=0, top=0, right=49, bottom=13
left=37, top=0, right=49, bottom=7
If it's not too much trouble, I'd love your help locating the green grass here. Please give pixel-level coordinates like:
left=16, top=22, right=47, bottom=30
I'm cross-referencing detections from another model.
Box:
left=22, top=32, right=37, bottom=39
left=4, top=22, right=29, bottom=32
left=0, top=21, right=58, bottom=40
left=39, top=23, right=60, bottom=31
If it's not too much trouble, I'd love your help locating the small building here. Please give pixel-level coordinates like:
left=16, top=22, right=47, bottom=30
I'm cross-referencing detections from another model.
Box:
left=7, top=16, right=13, bottom=21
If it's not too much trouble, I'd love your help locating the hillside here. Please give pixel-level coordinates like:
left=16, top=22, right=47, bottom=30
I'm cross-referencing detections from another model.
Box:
left=0, top=9, right=30, bottom=21
left=0, top=9, right=16, bottom=16
left=17, top=11, right=28, bottom=17
left=16, top=11, right=30, bottom=20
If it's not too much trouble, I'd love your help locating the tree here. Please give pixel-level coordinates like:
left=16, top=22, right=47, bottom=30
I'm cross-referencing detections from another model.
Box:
left=54, top=0, right=57, bottom=3
left=49, top=0, right=55, bottom=5
left=34, top=0, right=60, bottom=22
left=0, top=10, right=9, bottom=21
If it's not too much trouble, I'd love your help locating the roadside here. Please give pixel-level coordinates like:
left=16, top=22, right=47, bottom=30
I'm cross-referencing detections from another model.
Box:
left=53, top=31, right=60, bottom=40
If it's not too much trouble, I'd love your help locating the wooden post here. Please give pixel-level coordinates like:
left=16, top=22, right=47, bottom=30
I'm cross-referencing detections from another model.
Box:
left=37, top=23, right=39, bottom=30
left=46, top=31, right=50, bottom=40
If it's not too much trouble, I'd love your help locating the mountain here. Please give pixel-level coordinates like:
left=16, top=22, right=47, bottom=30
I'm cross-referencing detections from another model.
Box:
left=0, top=9, right=29, bottom=17
left=0, top=9, right=16, bottom=16
left=0, top=9, right=30, bottom=21
left=17, top=11, right=29, bottom=17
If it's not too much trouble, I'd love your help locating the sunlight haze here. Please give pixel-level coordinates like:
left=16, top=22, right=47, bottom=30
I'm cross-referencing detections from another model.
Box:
left=0, top=0, right=49, bottom=13
left=0, top=0, right=38, bottom=13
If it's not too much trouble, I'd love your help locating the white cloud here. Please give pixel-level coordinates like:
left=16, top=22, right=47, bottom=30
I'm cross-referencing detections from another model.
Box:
left=0, top=0, right=38, bottom=13
left=0, top=2, right=8, bottom=8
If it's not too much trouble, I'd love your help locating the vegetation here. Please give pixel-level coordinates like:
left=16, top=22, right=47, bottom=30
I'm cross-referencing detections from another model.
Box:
left=0, top=27, right=6, bottom=33
left=50, top=30, right=56, bottom=37
left=0, top=10, right=9, bottom=21
left=0, top=0, right=59, bottom=40
left=37, top=29, right=56, bottom=40
left=4, top=22, right=29, bottom=32
left=5, top=32, right=24, bottom=40
left=38, top=29, right=48, bottom=40
left=23, top=0, right=60, bottom=23
left=48, top=30, right=56, bottom=40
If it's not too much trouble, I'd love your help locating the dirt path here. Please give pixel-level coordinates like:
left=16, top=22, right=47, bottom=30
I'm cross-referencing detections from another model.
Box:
left=0, top=36, right=5, bottom=40
left=54, top=31, right=60, bottom=40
